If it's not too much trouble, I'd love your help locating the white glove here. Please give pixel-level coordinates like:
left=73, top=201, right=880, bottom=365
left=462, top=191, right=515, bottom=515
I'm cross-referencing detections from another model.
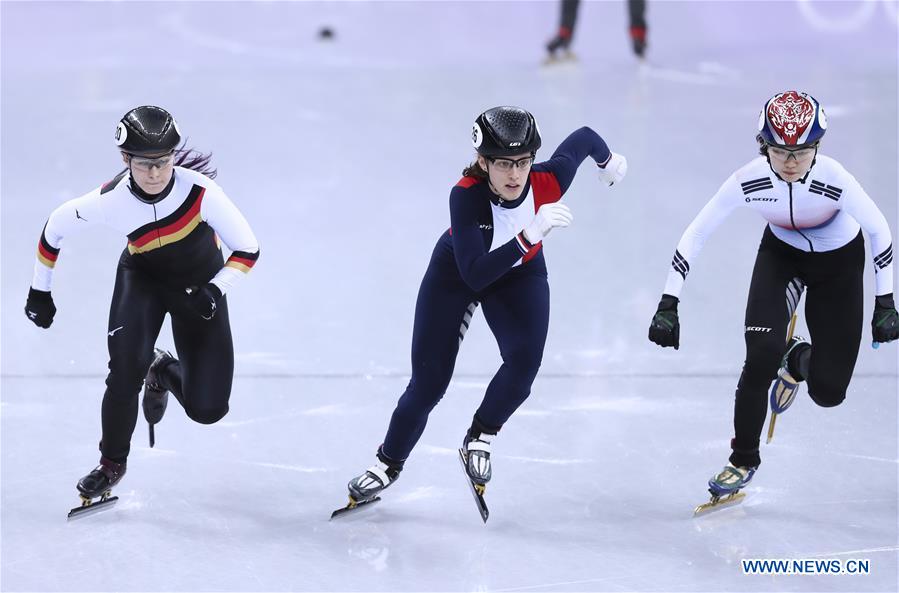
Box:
left=597, top=152, right=627, bottom=186
left=522, top=202, right=573, bottom=244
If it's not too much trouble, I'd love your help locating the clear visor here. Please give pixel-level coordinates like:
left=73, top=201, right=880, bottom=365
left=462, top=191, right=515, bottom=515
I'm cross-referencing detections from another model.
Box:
left=488, top=155, right=534, bottom=172
left=768, top=145, right=816, bottom=162
left=129, top=153, right=174, bottom=171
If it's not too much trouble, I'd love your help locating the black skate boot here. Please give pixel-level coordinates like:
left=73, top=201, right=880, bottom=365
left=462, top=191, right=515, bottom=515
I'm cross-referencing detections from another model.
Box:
left=544, top=30, right=575, bottom=64
left=143, top=348, right=175, bottom=447
left=69, top=457, right=126, bottom=519
left=630, top=26, right=647, bottom=58
left=332, top=446, right=403, bottom=519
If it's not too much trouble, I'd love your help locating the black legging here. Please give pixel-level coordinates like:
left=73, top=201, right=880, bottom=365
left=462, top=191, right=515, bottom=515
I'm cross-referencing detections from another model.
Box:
left=730, top=227, right=864, bottom=468
left=554, top=0, right=647, bottom=40
left=100, top=255, right=234, bottom=461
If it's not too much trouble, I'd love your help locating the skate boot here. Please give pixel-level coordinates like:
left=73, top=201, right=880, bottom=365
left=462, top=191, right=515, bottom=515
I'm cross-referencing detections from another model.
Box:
left=332, top=447, right=403, bottom=519
left=545, top=31, right=575, bottom=64
left=76, top=457, right=126, bottom=499
left=769, top=336, right=810, bottom=414
left=69, top=457, right=126, bottom=519
left=347, top=446, right=403, bottom=503
left=708, top=463, right=756, bottom=497
left=461, top=431, right=493, bottom=486
left=694, top=462, right=757, bottom=515
left=630, top=26, right=647, bottom=58
left=143, top=348, right=175, bottom=447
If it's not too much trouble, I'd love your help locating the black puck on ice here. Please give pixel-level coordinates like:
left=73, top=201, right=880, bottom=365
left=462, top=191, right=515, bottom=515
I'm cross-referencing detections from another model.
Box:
left=318, top=27, right=334, bottom=40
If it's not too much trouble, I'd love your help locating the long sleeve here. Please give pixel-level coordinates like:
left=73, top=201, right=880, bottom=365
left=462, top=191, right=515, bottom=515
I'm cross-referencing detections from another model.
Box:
left=449, top=186, right=526, bottom=292
left=200, top=185, right=260, bottom=295
left=537, top=126, right=611, bottom=195
left=31, top=190, right=106, bottom=291
left=663, top=174, right=744, bottom=297
left=837, top=170, right=894, bottom=296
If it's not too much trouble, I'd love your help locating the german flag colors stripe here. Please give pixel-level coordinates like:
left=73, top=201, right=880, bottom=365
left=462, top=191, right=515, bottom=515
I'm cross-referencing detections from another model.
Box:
left=225, top=250, right=259, bottom=274
left=37, top=225, right=60, bottom=268
left=127, top=186, right=205, bottom=255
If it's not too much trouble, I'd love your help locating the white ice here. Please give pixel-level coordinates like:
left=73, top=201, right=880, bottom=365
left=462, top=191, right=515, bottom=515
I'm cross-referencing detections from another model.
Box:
left=1, top=2, right=896, bottom=592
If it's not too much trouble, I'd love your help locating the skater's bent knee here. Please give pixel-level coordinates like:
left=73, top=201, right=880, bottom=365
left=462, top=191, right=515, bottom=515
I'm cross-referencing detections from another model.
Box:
left=186, top=406, right=229, bottom=424
left=808, top=387, right=845, bottom=408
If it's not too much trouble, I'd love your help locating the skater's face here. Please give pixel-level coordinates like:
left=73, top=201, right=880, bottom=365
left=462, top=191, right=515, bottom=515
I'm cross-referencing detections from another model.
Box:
left=123, top=151, right=175, bottom=195
left=768, top=144, right=816, bottom=182
left=479, top=152, right=534, bottom=201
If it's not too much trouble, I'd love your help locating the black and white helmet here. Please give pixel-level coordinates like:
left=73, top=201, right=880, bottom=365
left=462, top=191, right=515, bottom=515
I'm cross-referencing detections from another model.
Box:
left=115, top=105, right=181, bottom=156
left=471, top=106, right=541, bottom=158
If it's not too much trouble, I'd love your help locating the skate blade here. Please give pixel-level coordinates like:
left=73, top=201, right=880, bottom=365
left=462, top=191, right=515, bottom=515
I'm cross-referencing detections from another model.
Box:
left=766, top=412, right=778, bottom=444
left=542, top=52, right=577, bottom=66
left=458, top=448, right=489, bottom=523
left=67, top=495, right=119, bottom=520
left=693, top=491, right=746, bottom=517
left=330, top=496, right=381, bottom=520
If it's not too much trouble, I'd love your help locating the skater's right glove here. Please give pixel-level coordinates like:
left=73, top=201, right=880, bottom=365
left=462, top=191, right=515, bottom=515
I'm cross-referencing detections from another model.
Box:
left=522, top=202, right=573, bottom=245
left=872, top=293, right=899, bottom=343
left=648, top=294, right=680, bottom=350
left=25, top=288, right=56, bottom=328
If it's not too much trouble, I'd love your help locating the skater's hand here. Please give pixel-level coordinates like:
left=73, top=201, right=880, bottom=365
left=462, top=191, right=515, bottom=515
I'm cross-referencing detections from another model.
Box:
left=872, top=293, right=898, bottom=344
left=648, top=294, right=680, bottom=349
left=186, top=283, right=222, bottom=321
left=522, top=202, right=573, bottom=244
left=25, top=288, right=56, bottom=328
left=597, top=152, right=627, bottom=186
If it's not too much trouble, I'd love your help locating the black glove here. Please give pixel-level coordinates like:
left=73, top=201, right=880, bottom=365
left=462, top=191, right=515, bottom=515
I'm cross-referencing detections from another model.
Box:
left=186, top=283, right=222, bottom=321
left=25, top=288, right=56, bottom=328
left=648, top=294, right=680, bottom=350
left=872, top=293, right=899, bottom=343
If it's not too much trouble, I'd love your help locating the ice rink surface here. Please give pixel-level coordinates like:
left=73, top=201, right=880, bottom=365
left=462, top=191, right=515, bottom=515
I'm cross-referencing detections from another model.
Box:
left=1, top=1, right=897, bottom=591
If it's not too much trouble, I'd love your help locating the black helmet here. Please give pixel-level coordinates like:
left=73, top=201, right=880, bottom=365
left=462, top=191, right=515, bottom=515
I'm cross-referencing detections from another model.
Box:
left=472, top=106, right=541, bottom=158
left=115, top=106, right=181, bottom=156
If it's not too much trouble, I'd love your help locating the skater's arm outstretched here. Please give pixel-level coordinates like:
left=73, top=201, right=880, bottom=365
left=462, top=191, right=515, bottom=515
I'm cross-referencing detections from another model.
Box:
left=535, top=126, right=625, bottom=193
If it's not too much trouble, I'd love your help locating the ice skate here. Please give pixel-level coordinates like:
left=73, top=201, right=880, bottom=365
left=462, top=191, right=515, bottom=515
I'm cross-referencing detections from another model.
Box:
left=694, top=463, right=756, bottom=516
left=769, top=336, right=809, bottom=414
left=458, top=431, right=493, bottom=522
left=543, top=35, right=576, bottom=65
left=331, top=448, right=402, bottom=519
left=142, top=348, right=175, bottom=447
left=630, top=26, right=647, bottom=59
left=68, top=457, right=126, bottom=519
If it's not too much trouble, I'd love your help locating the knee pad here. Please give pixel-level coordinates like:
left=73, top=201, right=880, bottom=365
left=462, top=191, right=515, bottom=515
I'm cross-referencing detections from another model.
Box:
left=186, top=406, right=229, bottom=424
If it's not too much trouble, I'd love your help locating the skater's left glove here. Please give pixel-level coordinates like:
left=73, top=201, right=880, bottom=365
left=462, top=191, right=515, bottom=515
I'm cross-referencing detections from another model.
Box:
left=648, top=294, right=680, bottom=350
left=186, top=283, right=222, bottom=321
left=872, top=293, right=899, bottom=343
left=597, top=152, right=627, bottom=186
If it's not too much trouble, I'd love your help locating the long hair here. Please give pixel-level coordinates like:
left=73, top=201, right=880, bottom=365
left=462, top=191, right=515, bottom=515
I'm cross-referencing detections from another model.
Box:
left=461, top=159, right=488, bottom=180
left=174, top=141, right=217, bottom=179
